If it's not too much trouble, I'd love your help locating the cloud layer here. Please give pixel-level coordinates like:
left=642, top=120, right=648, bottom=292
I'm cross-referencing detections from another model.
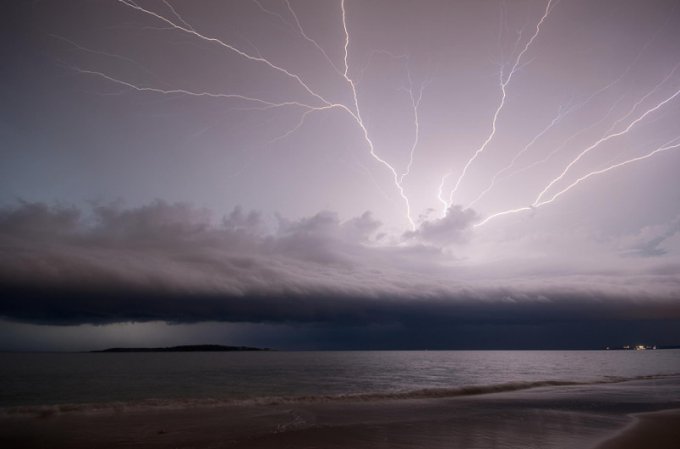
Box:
left=1, top=200, right=679, bottom=332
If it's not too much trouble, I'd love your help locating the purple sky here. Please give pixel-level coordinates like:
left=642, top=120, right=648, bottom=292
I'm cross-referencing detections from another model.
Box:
left=1, top=0, right=680, bottom=350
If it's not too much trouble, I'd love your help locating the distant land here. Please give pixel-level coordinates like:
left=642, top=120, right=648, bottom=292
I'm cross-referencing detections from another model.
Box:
left=91, top=345, right=272, bottom=353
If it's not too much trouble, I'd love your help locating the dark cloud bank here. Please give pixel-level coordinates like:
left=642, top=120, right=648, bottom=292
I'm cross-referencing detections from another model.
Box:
left=1, top=201, right=680, bottom=349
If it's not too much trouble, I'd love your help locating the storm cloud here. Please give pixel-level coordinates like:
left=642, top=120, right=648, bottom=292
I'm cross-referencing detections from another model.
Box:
left=404, top=206, right=478, bottom=245
left=2, top=201, right=679, bottom=333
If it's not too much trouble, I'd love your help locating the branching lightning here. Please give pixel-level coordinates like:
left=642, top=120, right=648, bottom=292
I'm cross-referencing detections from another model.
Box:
left=602, top=61, right=680, bottom=136
left=535, top=138, right=680, bottom=208
left=77, top=0, right=427, bottom=230
left=436, top=172, right=451, bottom=213
left=115, top=0, right=332, bottom=107
left=338, top=0, right=416, bottom=230
left=284, top=0, right=342, bottom=75
left=268, top=105, right=336, bottom=143
left=250, top=0, right=294, bottom=29
left=475, top=138, right=680, bottom=227
left=160, top=0, right=196, bottom=32
left=440, top=0, right=555, bottom=213
left=506, top=93, right=627, bottom=180
left=51, top=34, right=163, bottom=81
left=67, top=0, right=679, bottom=235
left=399, top=69, right=427, bottom=185
left=467, top=103, right=566, bottom=208
left=474, top=85, right=680, bottom=227
left=500, top=46, right=675, bottom=181
left=534, top=85, right=680, bottom=205
left=75, top=68, right=321, bottom=110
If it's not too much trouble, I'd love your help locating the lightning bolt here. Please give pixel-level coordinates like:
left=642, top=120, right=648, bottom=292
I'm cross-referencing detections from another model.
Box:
left=468, top=57, right=661, bottom=209
left=161, top=0, right=196, bottom=32
left=474, top=206, right=534, bottom=228
left=436, top=172, right=451, bottom=213
left=535, top=138, right=680, bottom=208
left=268, top=105, right=337, bottom=143
left=339, top=0, right=416, bottom=230
left=498, top=38, right=678, bottom=183
left=440, top=0, right=555, bottom=213
left=51, top=34, right=164, bottom=82
left=399, top=68, right=428, bottom=185
left=474, top=81, right=680, bottom=227
left=95, top=0, right=420, bottom=230
left=352, top=49, right=427, bottom=195
left=475, top=137, right=680, bottom=228
left=602, top=61, right=680, bottom=136
left=506, top=93, right=626, bottom=180
left=467, top=103, right=566, bottom=208
left=75, top=68, right=322, bottom=110
left=115, top=0, right=332, bottom=107
left=284, top=0, right=342, bottom=75
left=69, top=1, right=678, bottom=235
left=534, top=85, right=680, bottom=205
left=250, top=0, right=294, bottom=28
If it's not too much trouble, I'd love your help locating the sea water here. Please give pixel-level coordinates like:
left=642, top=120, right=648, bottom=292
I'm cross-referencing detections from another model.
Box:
left=1, top=350, right=679, bottom=410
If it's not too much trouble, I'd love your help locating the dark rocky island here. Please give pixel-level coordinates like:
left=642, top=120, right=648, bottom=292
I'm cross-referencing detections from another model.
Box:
left=91, top=345, right=271, bottom=353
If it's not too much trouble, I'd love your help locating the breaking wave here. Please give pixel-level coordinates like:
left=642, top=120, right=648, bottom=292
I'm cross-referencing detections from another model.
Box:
left=3, top=373, right=678, bottom=418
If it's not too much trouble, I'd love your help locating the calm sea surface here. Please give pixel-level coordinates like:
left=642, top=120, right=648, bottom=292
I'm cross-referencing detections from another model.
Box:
left=1, top=350, right=679, bottom=408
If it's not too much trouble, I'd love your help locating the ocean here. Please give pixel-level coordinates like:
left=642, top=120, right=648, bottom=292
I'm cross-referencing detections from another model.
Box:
left=2, top=350, right=680, bottom=448
left=2, top=349, right=679, bottom=411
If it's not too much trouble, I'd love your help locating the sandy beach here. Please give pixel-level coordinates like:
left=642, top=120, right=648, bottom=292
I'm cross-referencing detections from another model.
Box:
left=593, top=409, right=680, bottom=449
left=2, top=376, right=679, bottom=449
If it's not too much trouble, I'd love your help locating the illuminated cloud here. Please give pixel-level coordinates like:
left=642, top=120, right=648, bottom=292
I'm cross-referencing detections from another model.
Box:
left=404, top=205, right=477, bottom=245
left=1, top=201, right=679, bottom=329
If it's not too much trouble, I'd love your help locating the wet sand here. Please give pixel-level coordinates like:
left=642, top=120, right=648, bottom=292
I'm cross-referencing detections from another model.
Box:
left=2, top=377, right=679, bottom=449
left=594, top=409, right=680, bottom=449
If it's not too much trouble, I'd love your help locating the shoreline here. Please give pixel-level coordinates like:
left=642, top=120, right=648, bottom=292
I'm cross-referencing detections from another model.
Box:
left=2, top=377, right=680, bottom=448
left=592, top=408, right=680, bottom=449
left=3, top=372, right=680, bottom=419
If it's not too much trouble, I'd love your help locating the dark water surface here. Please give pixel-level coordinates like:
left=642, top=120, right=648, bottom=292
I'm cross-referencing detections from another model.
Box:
left=2, top=350, right=679, bottom=409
